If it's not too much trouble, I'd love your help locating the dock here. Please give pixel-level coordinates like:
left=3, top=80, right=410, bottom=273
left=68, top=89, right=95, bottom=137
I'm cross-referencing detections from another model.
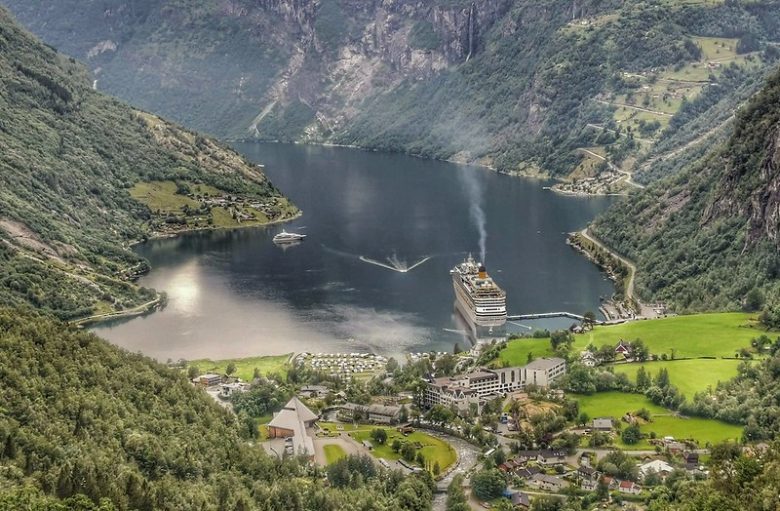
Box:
left=506, top=312, right=604, bottom=325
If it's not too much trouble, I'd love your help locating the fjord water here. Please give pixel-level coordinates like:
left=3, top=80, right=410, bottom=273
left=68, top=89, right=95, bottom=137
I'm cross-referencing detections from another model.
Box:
left=93, top=143, right=614, bottom=360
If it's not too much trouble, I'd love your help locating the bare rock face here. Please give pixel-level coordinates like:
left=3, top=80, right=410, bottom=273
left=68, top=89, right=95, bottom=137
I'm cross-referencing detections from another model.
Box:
left=746, top=126, right=780, bottom=245
left=248, top=0, right=512, bottom=139
left=705, top=96, right=780, bottom=248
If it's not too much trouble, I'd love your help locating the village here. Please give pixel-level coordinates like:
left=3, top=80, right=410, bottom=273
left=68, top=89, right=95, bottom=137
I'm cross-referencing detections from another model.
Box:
left=182, top=310, right=765, bottom=511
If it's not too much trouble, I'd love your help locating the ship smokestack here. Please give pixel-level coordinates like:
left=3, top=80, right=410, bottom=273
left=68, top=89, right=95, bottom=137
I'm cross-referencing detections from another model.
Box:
left=478, top=265, right=487, bottom=279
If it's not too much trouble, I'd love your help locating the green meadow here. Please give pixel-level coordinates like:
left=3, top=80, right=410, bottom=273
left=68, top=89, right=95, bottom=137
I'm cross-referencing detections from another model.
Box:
left=613, top=359, right=745, bottom=398
left=192, top=353, right=291, bottom=382
left=498, top=337, right=555, bottom=366
left=576, top=313, right=759, bottom=358
left=349, top=428, right=456, bottom=471
left=574, top=391, right=744, bottom=448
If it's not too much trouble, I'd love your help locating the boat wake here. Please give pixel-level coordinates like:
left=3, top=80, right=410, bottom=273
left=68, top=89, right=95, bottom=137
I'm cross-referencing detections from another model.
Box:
left=359, top=254, right=431, bottom=273
left=321, top=244, right=432, bottom=273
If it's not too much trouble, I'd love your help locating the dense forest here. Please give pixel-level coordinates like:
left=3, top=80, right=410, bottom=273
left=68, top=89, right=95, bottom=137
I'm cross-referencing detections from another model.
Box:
left=0, top=7, right=295, bottom=320
left=591, top=66, right=780, bottom=310
left=0, top=308, right=434, bottom=511
left=5, top=0, right=780, bottom=180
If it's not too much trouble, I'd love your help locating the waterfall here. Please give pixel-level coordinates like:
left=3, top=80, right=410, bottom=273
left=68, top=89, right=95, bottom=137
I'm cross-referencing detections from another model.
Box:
left=466, top=2, right=476, bottom=62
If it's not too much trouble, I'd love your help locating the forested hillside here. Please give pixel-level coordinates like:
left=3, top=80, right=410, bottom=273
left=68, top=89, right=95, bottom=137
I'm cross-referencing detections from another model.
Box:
left=591, top=66, right=780, bottom=311
left=0, top=309, right=433, bottom=510
left=5, top=0, right=780, bottom=184
left=0, top=7, right=296, bottom=321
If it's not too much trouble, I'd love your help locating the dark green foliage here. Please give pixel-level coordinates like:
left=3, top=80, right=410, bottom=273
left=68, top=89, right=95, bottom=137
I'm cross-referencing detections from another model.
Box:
left=445, top=475, right=468, bottom=511
left=597, top=450, right=639, bottom=481
left=0, top=308, right=434, bottom=510
left=643, top=441, right=780, bottom=511
left=621, top=424, right=641, bottom=445
left=470, top=469, right=506, bottom=501
left=326, top=454, right=377, bottom=488
left=409, top=21, right=441, bottom=51
left=230, top=379, right=291, bottom=418
left=760, top=304, right=780, bottom=329
left=371, top=428, right=388, bottom=445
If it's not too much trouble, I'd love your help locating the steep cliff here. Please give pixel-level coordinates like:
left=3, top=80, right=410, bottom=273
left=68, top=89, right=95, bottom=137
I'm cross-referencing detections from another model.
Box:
left=591, top=67, right=780, bottom=311
left=7, top=0, right=780, bottom=180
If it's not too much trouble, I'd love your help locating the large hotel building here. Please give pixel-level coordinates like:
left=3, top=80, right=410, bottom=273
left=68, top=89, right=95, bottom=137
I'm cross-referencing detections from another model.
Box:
left=422, top=357, right=566, bottom=412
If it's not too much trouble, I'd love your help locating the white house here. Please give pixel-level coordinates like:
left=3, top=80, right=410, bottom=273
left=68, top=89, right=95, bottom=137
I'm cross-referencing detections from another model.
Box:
left=639, top=460, right=674, bottom=480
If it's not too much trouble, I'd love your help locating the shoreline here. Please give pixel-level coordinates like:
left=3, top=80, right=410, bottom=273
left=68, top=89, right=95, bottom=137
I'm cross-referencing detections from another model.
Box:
left=82, top=210, right=303, bottom=327
left=237, top=139, right=633, bottom=198
left=127, top=209, right=302, bottom=248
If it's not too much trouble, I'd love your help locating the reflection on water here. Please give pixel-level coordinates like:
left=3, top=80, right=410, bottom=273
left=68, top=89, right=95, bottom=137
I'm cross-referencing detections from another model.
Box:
left=93, top=143, right=615, bottom=361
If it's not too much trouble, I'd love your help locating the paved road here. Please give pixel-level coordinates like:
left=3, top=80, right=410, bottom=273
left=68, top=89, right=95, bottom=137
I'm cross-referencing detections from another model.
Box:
left=428, top=432, right=481, bottom=511
left=595, top=99, right=673, bottom=117
left=579, top=149, right=645, bottom=190
left=579, top=228, right=637, bottom=304
left=313, top=436, right=362, bottom=466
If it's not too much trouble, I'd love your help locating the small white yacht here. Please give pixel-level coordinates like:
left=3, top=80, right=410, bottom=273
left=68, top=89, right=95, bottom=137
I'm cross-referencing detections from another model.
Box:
left=273, top=230, right=307, bottom=244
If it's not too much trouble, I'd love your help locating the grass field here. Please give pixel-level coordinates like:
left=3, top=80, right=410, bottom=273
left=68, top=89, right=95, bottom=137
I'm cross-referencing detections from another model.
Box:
left=575, top=313, right=760, bottom=358
left=499, top=338, right=555, bottom=366
left=613, top=359, right=744, bottom=398
left=574, top=392, right=743, bottom=448
left=131, top=181, right=200, bottom=213
left=130, top=180, right=294, bottom=229
left=192, top=353, right=290, bottom=382
left=323, top=444, right=347, bottom=464
left=499, top=313, right=761, bottom=367
left=319, top=422, right=364, bottom=433
left=349, top=427, right=456, bottom=471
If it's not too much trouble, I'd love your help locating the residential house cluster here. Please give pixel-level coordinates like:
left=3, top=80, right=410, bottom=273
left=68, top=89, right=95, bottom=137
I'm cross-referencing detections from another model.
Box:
left=576, top=464, right=642, bottom=495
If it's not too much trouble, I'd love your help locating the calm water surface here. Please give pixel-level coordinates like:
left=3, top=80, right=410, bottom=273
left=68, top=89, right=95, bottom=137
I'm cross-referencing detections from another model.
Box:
left=93, top=143, right=615, bottom=360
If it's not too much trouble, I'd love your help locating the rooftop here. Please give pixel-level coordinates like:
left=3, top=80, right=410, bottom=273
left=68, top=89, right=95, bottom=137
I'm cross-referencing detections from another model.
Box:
left=524, top=357, right=566, bottom=371
left=268, top=397, right=318, bottom=456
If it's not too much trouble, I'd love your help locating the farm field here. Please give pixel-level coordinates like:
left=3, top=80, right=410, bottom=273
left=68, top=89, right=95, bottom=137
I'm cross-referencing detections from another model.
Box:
left=574, top=391, right=744, bottom=448
left=499, top=313, right=761, bottom=366
left=574, top=312, right=760, bottom=358
left=613, top=359, right=745, bottom=398
left=191, top=353, right=290, bottom=382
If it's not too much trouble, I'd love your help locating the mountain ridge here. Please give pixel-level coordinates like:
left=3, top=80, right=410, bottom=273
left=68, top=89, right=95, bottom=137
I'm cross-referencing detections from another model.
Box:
left=7, top=0, right=780, bottom=184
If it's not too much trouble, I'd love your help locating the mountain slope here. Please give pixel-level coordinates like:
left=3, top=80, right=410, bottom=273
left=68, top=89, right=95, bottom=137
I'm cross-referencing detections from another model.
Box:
left=590, top=66, right=780, bottom=311
left=0, top=7, right=297, bottom=321
left=5, top=0, right=780, bottom=182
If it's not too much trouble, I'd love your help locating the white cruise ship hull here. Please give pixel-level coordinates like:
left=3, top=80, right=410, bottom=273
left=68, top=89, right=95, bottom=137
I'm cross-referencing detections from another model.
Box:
left=452, top=277, right=507, bottom=327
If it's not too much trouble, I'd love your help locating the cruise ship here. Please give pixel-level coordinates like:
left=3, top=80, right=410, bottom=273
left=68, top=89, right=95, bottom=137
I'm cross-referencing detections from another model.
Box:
left=273, top=230, right=307, bottom=244
left=450, top=255, right=507, bottom=328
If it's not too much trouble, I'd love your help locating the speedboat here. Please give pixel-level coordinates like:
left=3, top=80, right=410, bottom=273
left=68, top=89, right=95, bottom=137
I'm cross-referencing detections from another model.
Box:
left=273, top=230, right=307, bottom=244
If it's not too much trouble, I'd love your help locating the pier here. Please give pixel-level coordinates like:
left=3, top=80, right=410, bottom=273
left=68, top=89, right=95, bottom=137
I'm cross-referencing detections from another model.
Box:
left=507, top=312, right=604, bottom=325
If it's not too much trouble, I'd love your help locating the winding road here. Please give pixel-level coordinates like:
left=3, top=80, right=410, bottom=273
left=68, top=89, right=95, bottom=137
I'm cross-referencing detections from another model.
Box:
left=579, top=149, right=645, bottom=190
left=579, top=228, right=638, bottom=304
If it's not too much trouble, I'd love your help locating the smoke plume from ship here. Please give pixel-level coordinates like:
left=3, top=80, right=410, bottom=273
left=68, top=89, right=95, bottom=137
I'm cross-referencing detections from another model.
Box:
left=458, top=167, right=487, bottom=263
